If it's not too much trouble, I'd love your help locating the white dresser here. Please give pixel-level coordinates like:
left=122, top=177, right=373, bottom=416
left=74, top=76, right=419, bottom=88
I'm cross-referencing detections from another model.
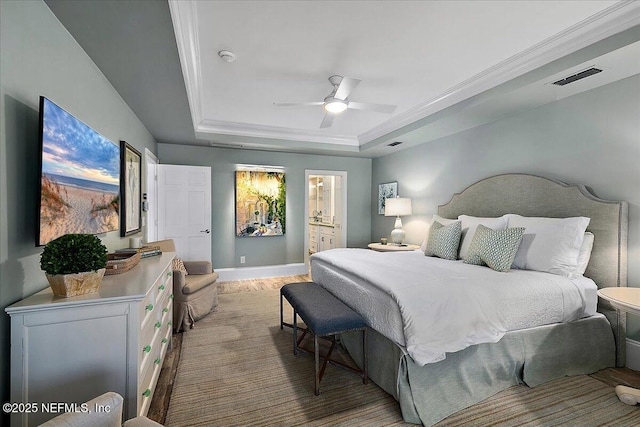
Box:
left=5, top=252, right=175, bottom=426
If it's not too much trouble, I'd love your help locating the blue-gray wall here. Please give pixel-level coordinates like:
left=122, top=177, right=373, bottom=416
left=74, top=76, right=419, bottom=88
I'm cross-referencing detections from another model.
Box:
left=158, top=144, right=372, bottom=268
left=0, top=1, right=158, bottom=414
left=372, top=74, right=640, bottom=338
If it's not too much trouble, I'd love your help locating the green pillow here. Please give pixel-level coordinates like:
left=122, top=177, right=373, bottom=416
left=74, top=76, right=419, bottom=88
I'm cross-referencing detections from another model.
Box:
left=464, top=224, right=525, bottom=272
left=424, top=221, right=461, bottom=260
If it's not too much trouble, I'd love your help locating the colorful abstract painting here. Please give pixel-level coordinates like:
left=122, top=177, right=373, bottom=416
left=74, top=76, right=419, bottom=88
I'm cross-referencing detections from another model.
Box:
left=235, top=170, right=286, bottom=237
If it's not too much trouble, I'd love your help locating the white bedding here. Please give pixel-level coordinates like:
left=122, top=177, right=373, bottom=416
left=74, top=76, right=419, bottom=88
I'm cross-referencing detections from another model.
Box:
left=310, top=248, right=597, bottom=366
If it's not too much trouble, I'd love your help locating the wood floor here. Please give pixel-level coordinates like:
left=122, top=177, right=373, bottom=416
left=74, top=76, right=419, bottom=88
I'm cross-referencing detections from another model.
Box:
left=147, top=275, right=640, bottom=425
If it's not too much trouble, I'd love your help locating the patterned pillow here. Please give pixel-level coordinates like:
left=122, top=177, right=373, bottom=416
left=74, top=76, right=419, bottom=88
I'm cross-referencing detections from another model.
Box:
left=172, top=258, right=188, bottom=276
left=424, top=221, right=462, bottom=260
left=464, top=224, right=525, bottom=272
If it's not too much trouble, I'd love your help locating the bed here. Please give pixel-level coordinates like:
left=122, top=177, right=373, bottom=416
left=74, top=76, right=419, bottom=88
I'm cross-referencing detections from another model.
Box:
left=309, top=174, right=628, bottom=426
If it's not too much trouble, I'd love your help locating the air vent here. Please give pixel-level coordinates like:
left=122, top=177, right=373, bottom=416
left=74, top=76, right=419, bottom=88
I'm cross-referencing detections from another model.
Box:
left=388, top=141, right=403, bottom=147
left=552, top=67, right=602, bottom=86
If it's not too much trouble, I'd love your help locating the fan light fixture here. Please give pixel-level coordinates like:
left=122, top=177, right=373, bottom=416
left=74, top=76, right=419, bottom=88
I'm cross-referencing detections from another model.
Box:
left=323, top=97, right=348, bottom=114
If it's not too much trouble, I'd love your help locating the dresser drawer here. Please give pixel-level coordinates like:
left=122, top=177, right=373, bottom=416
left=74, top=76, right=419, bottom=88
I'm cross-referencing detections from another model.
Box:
left=319, top=226, right=335, bottom=236
left=139, top=288, right=157, bottom=331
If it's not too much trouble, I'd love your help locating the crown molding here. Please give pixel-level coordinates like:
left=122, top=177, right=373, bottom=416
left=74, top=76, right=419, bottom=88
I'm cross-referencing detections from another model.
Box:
left=168, top=0, right=203, bottom=133
left=197, top=119, right=359, bottom=146
left=359, top=1, right=640, bottom=145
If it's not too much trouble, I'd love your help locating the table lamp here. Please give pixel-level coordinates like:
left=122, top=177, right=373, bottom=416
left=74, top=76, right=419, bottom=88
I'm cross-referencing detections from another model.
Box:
left=384, top=197, right=412, bottom=245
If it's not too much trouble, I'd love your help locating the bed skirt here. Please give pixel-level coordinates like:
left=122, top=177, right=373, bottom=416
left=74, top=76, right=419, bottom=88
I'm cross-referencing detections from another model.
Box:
left=341, top=313, right=615, bottom=426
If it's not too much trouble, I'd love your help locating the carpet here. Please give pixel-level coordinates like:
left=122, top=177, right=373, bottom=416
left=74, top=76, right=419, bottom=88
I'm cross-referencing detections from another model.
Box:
left=164, top=289, right=640, bottom=426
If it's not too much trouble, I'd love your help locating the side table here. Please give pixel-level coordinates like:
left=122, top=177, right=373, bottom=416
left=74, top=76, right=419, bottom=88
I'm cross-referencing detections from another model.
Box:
left=597, top=287, right=640, bottom=405
left=368, top=243, right=420, bottom=252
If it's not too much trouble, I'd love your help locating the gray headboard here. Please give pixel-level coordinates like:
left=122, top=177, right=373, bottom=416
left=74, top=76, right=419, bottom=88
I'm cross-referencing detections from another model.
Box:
left=438, top=173, right=629, bottom=365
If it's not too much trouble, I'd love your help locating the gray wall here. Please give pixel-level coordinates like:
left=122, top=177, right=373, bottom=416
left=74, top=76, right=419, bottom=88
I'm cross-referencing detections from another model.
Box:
left=0, top=1, right=158, bottom=413
left=372, top=74, right=640, bottom=338
left=158, top=144, right=372, bottom=268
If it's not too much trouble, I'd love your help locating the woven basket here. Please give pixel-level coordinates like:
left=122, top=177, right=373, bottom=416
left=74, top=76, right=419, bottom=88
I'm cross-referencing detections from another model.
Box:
left=105, top=252, right=141, bottom=275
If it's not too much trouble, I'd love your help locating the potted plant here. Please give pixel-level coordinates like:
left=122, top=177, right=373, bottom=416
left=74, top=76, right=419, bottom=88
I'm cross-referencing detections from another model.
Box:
left=40, top=233, right=108, bottom=297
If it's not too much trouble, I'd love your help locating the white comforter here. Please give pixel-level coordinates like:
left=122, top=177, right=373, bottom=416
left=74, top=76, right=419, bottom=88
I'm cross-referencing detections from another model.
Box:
left=310, top=248, right=597, bottom=366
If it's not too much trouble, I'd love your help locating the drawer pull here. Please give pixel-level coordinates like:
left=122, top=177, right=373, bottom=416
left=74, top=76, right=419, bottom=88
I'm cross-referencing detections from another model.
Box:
left=159, top=284, right=165, bottom=290
left=154, top=358, right=162, bottom=365
left=143, top=345, right=151, bottom=353
left=155, top=321, right=162, bottom=329
left=162, top=308, right=169, bottom=313
left=142, top=389, right=151, bottom=398
left=145, top=304, right=154, bottom=312
left=162, top=338, right=168, bottom=344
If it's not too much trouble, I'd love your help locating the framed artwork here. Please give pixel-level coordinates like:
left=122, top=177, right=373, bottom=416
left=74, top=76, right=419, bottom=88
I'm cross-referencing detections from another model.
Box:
left=235, top=170, right=286, bottom=237
left=378, top=181, right=398, bottom=215
left=120, top=140, right=142, bottom=236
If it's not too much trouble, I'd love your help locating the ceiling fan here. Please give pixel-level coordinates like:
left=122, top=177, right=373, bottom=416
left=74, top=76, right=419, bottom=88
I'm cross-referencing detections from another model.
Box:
left=274, top=75, right=397, bottom=128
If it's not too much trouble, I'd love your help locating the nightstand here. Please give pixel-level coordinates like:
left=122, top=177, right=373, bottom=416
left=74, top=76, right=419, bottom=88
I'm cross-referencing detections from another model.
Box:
left=597, top=287, right=640, bottom=406
left=368, top=243, right=420, bottom=252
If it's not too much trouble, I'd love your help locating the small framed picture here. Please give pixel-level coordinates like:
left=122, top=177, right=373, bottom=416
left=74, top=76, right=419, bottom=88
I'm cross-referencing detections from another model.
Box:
left=120, top=140, right=142, bottom=236
left=378, top=182, right=398, bottom=215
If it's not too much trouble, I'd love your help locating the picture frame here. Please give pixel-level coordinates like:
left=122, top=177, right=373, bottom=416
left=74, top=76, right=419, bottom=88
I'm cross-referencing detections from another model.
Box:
left=378, top=181, right=398, bottom=215
left=120, top=140, right=142, bottom=236
left=235, top=169, right=286, bottom=237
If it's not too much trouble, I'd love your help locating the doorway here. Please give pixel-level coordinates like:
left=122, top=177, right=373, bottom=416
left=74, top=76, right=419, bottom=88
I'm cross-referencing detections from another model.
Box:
left=304, top=170, right=347, bottom=267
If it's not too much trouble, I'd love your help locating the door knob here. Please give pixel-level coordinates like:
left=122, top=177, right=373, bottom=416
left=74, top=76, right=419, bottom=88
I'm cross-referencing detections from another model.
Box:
left=200, top=229, right=210, bottom=234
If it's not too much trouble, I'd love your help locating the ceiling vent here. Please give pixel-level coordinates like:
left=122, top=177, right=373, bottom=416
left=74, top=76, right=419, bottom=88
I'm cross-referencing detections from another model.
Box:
left=552, top=67, right=602, bottom=86
left=388, top=141, right=403, bottom=147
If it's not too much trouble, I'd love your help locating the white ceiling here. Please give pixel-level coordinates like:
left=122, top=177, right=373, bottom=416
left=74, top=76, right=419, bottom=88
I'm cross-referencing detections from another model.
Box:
left=168, top=0, right=639, bottom=156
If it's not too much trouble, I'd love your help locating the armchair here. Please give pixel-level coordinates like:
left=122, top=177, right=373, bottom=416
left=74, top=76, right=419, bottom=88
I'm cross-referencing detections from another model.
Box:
left=39, top=392, right=162, bottom=427
left=148, top=239, right=219, bottom=331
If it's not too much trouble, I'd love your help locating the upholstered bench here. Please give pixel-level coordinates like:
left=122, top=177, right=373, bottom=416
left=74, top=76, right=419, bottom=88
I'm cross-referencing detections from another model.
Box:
left=280, top=282, right=368, bottom=395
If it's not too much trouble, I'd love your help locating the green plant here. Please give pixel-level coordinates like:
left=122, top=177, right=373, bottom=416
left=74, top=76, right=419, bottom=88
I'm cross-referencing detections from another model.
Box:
left=40, top=234, right=107, bottom=275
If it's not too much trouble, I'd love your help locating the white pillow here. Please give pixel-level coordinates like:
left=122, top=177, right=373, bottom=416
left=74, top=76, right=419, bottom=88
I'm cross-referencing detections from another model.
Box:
left=574, top=232, right=594, bottom=277
left=506, top=214, right=590, bottom=277
left=420, top=215, right=457, bottom=252
left=457, top=215, right=508, bottom=260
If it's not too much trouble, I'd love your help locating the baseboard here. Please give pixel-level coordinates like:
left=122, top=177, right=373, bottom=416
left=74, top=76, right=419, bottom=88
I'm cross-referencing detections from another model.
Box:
left=216, top=263, right=307, bottom=282
left=626, top=339, right=640, bottom=371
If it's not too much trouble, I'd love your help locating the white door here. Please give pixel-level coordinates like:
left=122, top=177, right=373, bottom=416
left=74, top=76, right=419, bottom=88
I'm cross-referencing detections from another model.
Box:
left=144, top=148, right=159, bottom=244
left=157, top=164, right=212, bottom=262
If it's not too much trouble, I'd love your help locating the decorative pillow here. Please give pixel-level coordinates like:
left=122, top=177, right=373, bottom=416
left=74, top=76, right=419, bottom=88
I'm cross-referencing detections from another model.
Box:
left=424, top=221, right=462, bottom=260
left=457, top=215, right=508, bottom=260
left=506, top=214, right=590, bottom=277
left=172, top=258, right=188, bottom=276
left=420, top=215, right=457, bottom=252
left=464, top=225, right=525, bottom=272
left=574, top=232, right=594, bottom=277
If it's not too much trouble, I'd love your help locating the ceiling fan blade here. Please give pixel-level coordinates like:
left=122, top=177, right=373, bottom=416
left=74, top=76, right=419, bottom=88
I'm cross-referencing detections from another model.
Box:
left=274, top=102, right=325, bottom=107
left=347, top=101, right=397, bottom=114
left=320, top=113, right=335, bottom=128
left=334, top=77, right=361, bottom=100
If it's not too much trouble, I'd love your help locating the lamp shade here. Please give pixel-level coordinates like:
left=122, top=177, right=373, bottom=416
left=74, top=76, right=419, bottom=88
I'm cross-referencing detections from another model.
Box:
left=385, top=197, right=412, bottom=217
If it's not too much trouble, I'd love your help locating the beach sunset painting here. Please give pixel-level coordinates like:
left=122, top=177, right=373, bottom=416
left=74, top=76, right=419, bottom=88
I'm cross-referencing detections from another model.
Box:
left=38, top=98, right=120, bottom=245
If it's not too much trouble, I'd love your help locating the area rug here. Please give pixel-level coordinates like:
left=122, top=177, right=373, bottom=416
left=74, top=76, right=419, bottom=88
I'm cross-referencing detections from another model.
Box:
left=164, top=289, right=639, bottom=426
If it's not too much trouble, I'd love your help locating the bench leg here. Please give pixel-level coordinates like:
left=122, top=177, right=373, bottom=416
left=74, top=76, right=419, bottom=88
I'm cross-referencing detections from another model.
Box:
left=363, top=328, right=368, bottom=385
left=293, top=310, right=298, bottom=355
left=314, top=334, right=320, bottom=396
left=280, top=292, right=283, bottom=330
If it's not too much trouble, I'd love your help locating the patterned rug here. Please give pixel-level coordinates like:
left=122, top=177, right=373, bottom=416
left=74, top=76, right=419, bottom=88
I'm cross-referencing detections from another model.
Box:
left=164, top=289, right=640, bottom=426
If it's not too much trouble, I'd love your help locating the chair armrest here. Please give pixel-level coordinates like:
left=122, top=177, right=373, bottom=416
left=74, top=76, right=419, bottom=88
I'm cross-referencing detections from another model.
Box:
left=39, top=392, right=123, bottom=427
left=183, top=261, right=212, bottom=275
left=123, top=417, right=164, bottom=427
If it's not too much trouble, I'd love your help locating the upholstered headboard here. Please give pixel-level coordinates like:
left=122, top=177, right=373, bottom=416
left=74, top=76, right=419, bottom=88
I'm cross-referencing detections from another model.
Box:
left=438, top=173, right=629, bottom=365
